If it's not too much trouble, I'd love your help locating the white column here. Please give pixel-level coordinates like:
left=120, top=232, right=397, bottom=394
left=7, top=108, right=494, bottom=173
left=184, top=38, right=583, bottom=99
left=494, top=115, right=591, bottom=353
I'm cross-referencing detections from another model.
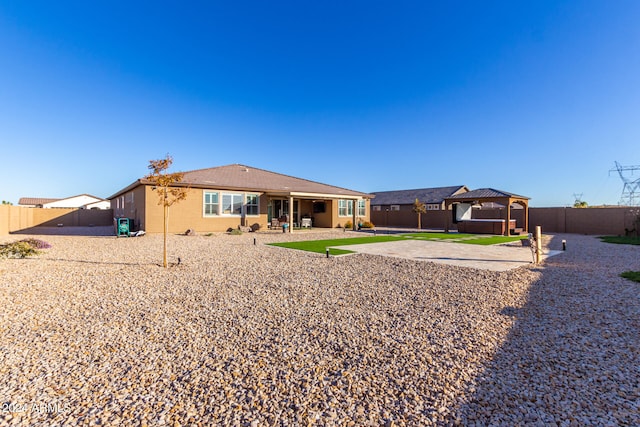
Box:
left=288, top=196, right=294, bottom=233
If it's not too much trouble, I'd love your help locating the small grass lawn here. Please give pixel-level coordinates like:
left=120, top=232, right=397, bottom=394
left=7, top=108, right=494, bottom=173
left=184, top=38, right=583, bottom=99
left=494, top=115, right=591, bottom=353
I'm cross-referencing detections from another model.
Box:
left=269, top=233, right=527, bottom=255
left=600, top=235, right=640, bottom=245
left=270, top=235, right=403, bottom=256
left=620, top=271, right=640, bottom=283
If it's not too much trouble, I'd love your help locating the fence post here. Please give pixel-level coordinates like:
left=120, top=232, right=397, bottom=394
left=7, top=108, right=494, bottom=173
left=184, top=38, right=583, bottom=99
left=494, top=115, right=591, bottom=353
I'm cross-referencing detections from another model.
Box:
left=535, top=225, right=542, bottom=264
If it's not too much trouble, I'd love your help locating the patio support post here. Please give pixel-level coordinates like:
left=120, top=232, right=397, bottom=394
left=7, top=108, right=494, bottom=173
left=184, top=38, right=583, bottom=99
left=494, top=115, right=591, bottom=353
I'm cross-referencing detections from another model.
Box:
left=288, top=196, right=294, bottom=233
left=505, top=200, right=511, bottom=236
left=352, top=198, right=357, bottom=231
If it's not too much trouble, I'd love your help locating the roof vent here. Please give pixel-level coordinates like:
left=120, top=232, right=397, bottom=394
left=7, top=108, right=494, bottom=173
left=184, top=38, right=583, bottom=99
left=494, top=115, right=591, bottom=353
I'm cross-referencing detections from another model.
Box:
left=243, top=167, right=249, bottom=172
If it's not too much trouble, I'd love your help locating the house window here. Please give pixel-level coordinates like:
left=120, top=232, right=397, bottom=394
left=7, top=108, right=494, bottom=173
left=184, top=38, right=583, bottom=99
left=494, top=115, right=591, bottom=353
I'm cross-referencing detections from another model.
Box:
left=358, top=200, right=366, bottom=216
left=427, top=204, right=440, bottom=210
left=390, top=205, right=400, bottom=211
left=372, top=205, right=381, bottom=211
left=246, top=194, right=259, bottom=216
left=204, top=192, right=219, bottom=216
left=313, top=202, right=326, bottom=213
left=338, top=200, right=353, bottom=217
left=222, top=193, right=243, bottom=215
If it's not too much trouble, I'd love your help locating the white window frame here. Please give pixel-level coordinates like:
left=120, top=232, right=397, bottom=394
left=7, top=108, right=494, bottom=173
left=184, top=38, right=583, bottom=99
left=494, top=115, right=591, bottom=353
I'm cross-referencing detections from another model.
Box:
left=372, top=205, right=381, bottom=211
left=338, top=199, right=354, bottom=217
left=357, top=199, right=366, bottom=216
left=427, top=204, right=440, bottom=211
left=245, top=194, right=259, bottom=216
left=222, top=193, right=243, bottom=216
left=203, top=191, right=219, bottom=217
left=390, top=205, right=400, bottom=211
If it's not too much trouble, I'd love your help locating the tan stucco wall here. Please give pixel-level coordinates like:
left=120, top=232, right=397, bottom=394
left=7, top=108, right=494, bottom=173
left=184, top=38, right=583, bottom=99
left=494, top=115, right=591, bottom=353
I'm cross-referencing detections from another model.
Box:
left=142, top=186, right=269, bottom=234
left=331, top=198, right=370, bottom=229
left=124, top=185, right=371, bottom=233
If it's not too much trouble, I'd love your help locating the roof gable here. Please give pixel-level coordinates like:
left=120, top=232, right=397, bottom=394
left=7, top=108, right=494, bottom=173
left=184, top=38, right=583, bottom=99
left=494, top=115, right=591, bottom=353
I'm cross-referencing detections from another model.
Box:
left=371, top=186, right=468, bottom=205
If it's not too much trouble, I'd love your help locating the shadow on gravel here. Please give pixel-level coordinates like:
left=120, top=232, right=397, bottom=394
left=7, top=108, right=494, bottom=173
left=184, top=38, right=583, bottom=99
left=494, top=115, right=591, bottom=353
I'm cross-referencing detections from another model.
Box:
left=11, top=226, right=115, bottom=236
left=450, top=234, right=640, bottom=425
left=44, top=258, right=158, bottom=267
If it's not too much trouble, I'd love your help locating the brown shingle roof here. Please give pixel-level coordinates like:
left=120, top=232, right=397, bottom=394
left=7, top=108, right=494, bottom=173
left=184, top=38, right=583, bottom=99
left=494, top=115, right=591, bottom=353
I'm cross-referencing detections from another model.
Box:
left=446, top=188, right=529, bottom=200
left=111, top=164, right=372, bottom=199
left=372, top=186, right=468, bottom=205
left=18, top=197, right=61, bottom=206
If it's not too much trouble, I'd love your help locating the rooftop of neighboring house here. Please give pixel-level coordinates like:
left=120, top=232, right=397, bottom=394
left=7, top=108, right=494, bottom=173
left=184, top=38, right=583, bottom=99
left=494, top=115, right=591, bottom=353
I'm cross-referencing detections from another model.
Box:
left=109, top=164, right=373, bottom=199
left=18, top=197, right=61, bottom=206
left=18, top=194, right=108, bottom=207
left=371, top=185, right=469, bottom=205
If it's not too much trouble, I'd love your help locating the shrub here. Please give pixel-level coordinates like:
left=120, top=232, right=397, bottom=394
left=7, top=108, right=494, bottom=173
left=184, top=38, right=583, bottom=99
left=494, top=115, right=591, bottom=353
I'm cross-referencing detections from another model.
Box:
left=0, top=241, right=41, bottom=259
left=228, top=228, right=243, bottom=235
left=620, top=271, right=640, bottom=283
left=361, top=221, right=375, bottom=229
left=19, top=238, right=52, bottom=249
left=344, top=220, right=353, bottom=229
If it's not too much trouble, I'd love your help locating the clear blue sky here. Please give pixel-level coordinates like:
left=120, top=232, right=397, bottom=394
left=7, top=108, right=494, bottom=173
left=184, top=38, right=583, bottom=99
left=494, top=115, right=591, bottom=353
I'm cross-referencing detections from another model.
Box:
left=1, top=1, right=638, bottom=207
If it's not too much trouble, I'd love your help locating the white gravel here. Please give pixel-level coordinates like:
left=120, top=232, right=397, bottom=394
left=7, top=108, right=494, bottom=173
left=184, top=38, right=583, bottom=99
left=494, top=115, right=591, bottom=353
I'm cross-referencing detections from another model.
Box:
left=0, top=230, right=638, bottom=426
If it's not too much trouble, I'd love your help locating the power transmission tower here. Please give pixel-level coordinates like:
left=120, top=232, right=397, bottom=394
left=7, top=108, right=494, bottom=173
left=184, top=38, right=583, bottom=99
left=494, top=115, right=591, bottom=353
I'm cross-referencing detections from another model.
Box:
left=572, top=193, right=584, bottom=204
left=610, top=161, right=640, bottom=206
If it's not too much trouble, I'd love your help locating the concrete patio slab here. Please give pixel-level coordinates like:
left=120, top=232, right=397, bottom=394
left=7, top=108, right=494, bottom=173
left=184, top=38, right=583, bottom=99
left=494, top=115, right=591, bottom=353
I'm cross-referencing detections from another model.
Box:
left=331, top=239, right=563, bottom=271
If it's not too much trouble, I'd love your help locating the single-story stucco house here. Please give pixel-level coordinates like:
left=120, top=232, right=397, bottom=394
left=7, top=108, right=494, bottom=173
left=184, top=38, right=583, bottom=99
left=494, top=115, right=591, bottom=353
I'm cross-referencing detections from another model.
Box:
left=370, top=185, right=469, bottom=229
left=108, top=164, right=373, bottom=233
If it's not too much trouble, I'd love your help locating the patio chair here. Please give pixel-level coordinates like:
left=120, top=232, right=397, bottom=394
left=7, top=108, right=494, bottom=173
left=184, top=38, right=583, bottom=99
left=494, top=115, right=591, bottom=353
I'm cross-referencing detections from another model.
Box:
left=271, top=218, right=280, bottom=229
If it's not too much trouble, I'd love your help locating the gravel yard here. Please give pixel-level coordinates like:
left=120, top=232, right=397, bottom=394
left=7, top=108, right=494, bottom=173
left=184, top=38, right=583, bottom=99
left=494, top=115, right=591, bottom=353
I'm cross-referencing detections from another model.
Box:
left=1, top=230, right=638, bottom=426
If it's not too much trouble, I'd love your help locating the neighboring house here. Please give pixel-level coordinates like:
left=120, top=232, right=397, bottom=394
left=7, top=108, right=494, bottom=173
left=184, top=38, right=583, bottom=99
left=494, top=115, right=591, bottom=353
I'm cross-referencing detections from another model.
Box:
left=18, top=194, right=110, bottom=209
left=108, top=164, right=373, bottom=233
left=370, top=185, right=469, bottom=229
left=17, top=197, right=60, bottom=208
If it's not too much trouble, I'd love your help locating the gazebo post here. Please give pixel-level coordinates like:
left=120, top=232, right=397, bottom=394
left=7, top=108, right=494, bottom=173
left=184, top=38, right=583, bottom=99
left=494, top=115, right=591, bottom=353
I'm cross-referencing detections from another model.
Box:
left=444, top=200, right=450, bottom=233
left=504, top=198, right=511, bottom=236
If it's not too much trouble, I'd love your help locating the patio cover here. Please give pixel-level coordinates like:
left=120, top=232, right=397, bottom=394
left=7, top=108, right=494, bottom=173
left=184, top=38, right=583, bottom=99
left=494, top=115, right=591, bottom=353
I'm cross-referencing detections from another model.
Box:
left=444, top=188, right=530, bottom=236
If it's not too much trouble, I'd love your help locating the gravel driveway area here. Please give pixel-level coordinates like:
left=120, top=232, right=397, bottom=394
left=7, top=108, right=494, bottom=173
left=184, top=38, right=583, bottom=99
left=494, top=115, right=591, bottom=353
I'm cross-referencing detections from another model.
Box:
left=1, top=230, right=638, bottom=426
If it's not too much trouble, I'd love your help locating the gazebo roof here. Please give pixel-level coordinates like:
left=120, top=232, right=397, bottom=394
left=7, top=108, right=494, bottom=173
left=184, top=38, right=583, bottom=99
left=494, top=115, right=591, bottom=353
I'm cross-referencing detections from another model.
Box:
left=444, top=188, right=530, bottom=236
left=445, top=188, right=529, bottom=201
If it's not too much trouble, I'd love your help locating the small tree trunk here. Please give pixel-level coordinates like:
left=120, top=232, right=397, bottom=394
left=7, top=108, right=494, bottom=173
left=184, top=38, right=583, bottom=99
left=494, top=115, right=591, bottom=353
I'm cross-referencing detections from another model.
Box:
left=163, top=203, right=168, bottom=268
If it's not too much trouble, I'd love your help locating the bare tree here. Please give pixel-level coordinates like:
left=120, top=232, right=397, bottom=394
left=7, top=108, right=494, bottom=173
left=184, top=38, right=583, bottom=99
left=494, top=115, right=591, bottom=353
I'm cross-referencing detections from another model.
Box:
left=412, top=198, right=427, bottom=230
left=144, top=155, right=188, bottom=267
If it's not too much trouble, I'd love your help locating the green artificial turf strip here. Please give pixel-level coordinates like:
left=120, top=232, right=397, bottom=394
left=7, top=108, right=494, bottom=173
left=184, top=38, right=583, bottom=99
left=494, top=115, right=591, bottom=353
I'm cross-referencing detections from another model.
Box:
left=269, top=233, right=526, bottom=255
left=270, top=235, right=404, bottom=255
left=463, top=236, right=527, bottom=245
left=600, top=236, right=640, bottom=245
left=620, top=271, right=640, bottom=282
left=401, top=232, right=477, bottom=240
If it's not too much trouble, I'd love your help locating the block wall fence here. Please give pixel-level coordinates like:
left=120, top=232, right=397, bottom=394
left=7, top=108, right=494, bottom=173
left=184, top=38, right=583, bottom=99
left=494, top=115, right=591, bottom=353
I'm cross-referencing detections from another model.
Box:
left=0, top=205, right=114, bottom=235
left=2, top=205, right=637, bottom=236
left=371, top=206, right=638, bottom=236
